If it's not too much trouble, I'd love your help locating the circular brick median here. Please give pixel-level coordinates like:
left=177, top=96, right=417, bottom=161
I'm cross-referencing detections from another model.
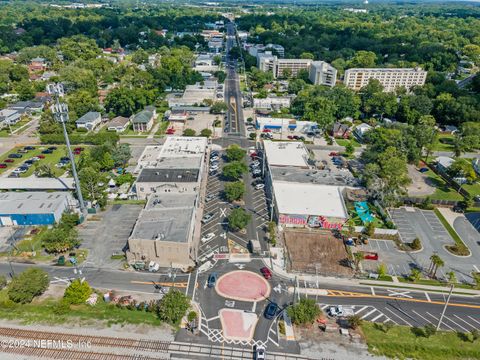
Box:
left=215, top=270, right=270, bottom=301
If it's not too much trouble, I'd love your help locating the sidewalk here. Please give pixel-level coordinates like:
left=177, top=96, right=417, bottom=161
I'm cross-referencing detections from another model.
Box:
left=266, top=247, right=480, bottom=296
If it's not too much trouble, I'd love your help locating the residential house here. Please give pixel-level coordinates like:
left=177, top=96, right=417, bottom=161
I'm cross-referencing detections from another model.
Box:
left=354, top=123, right=373, bottom=141
left=435, top=156, right=454, bottom=175
left=75, top=111, right=102, bottom=131
left=0, top=109, right=21, bottom=128
left=442, top=125, right=458, bottom=134
left=473, top=159, right=480, bottom=176
left=9, top=101, right=44, bottom=114
left=29, top=57, right=48, bottom=72
left=331, top=122, right=351, bottom=138
left=132, top=106, right=156, bottom=132
left=107, top=116, right=130, bottom=132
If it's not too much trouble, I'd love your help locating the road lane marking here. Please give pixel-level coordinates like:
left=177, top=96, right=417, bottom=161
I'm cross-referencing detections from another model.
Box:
left=130, top=281, right=189, bottom=288
left=192, top=270, right=199, bottom=301
left=207, top=315, right=220, bottom=322
left=384, top=307, right=412, bottom=327
left=425, top=292, right=431, bottom=302
left=474, top=265, right=480, bottom=273
left=387, top=289, right=412, bottom=298
left=370, top=287, right=375, bottom=296
left=361, top=309, right=377, bottom=319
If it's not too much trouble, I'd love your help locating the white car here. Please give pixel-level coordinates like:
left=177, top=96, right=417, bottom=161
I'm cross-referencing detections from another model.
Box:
left=255, top=345, right=266, bottom=360
left=209, top=164, right=219, bottom=171
left=255, top=183, right=265, bottom=190
left=251, top=160, right=260, bottom=167
left=210, top=156, right=219, bottom=162
left=201, top=233, right=216, bottom=243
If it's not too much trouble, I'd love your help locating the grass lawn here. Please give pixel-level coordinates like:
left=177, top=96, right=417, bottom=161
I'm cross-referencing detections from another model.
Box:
left=362, top=322, right=480, bottom=360
left=155, top=120, right=170, bottom=136
left=335, top=138, right=361, bottom=148
left=398, top=276, right=475, bottom=290
left=463, top=182, right=480, bottom=198
left=432, top=134, right=455, bottom=152
left=423, top=170, right=463, bottom=201
left=434, top=208, right=470, bottom=256
left=0, top=289, right=163, bottom=327
left=0, top=145, right=73, bottom=177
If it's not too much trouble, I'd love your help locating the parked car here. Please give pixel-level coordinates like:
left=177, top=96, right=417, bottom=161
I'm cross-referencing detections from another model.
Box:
left=255, top=183, right=265, bottom=190
left=329, top=152, right=339, bottom=156
left=205, top=193, right=216, bottom=202
left=252, top=180, right=263, bottom=186
left=166, top=128, right=175, bottom=135
left=260, top=267, right=272, bottom=280
left=327, top=305, right=344, bottom=317
left=287, top=135, right=294, bottom=140
left=37, top=154, right=45, bottom=159
left=201, top=233, right=216, bottom=243
left=419, top=167, right=429, bottom=173
left=13, top=167, right=27, bottom=174
left=262, top=129, right=271, bottom=133
left=60, top=157, right=70, bottom=162
left=255, top=345, right=266, bottom=360
left=8, top=154, right=22, bottom=159
left=17, top=149, right=29, bottom=154
left=210, top=156, right=220, bottom=162
left=4, top=159, right=14, bottom=163
left=24, top=146, right=35, bottom=150
left=207, top=272, right=218, bottom=288
left=209, top=169, right=218, bottom=176
left=0, top=164, right=7, bottom=169
left=31, top=157, right=40, bottom=162
left=251, top=160, right=260, bottom=167
left=41, top=149, right=53, bottom=154
left=252, top=169, right=261, bottom=175
left=48, top=146, right=57, bottom=150
left=22, top=162, right=32, bottom=168
left=264, top=302, right=278, bottom=319
left=74, top=147, right=84, bottom=152
left=210, top=151, right=219, bottom=157
left=201, top=213, right=215, bottom=224
left=209, top=164, right=219, bottom=171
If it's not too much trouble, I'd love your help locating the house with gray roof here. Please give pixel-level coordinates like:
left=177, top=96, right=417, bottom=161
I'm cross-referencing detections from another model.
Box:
left=75, top=111, right=101, bottom=131
left=132, top=106, right=156, bottom=132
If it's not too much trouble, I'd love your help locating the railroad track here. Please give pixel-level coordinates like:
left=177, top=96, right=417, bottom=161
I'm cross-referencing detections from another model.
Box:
left=0, top=327, right=170, bottom=352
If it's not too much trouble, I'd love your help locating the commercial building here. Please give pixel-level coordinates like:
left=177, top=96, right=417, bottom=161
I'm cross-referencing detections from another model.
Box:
left=263, top=141, right=349, bottom=229
left=0, top=109, right=21, bottom=127
left=257, top=53, right=312, bottom=78
left=75, top=111, right=101, bottom=131
left=194, top=54, right=220, bottom=72
left=167, top=82, right=217, bottom=107
left=255, top=117, right=318, bottom=134
left=0, top=192, right=74, bottom=226
left=134, top=136, right=208, bottom=199
left=308, top=61, right=337, bottom=87
left=344, top=67, right=427, bottom=92
left=0, top=178, right=75, bottom=191
left=132, top=106, right=156, bottom=132
left=127, top=193, right=198, bottom=268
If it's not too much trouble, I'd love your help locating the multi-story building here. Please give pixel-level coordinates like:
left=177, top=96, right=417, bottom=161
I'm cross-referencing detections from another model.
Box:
left=308, top=61, right=337, bottom=87
left=344, top=67, right=427, bottom=92
left=257, top=53, right=312, bottom=78
left=253, top=96, right=292, bottom=110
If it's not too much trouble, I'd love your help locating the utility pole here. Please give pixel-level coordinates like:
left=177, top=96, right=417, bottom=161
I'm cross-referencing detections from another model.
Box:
left=47, top=83, right=87, bottom=219
left=292, top=275, right=298, bottom=305
left=436, top=284, right=454, bottom=331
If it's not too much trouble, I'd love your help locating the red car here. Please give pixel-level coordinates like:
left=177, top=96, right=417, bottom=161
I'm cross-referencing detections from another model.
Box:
left=287, top=135, right=294, bottom=140
left=250, top=152, right=258, bottom=158
left=37, top=155, right=45, bottom=159
left=74, top=147, right=84, bottom=152
left=262, top=129, right=271, bottom=133
left=329, top=152, right=339, bottom=156
left=4, top=159, right=14, bottom=163
left=166, top=128, right=175, bottom=135
left=260, top=267, right=272, bottom=280
left=0, top=163, right=7, bottom=169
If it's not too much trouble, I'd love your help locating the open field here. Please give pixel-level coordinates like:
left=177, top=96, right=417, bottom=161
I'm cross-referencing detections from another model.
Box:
left=284, top=229, right=353, bottom=276
left=362, top=322, right=480, bottom=360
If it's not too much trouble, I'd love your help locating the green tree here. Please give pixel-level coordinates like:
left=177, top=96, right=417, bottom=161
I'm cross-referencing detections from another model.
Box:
left=79, top=167, right=108, bottom=208
left=377, top=263, right=387, bottom=277
left=222, top=161, right=247, bottom=180
left=349, top=50, right=377, bottom=67
left=345, top=142, right=354, bottom=156
left=415, top=115, right=438, bottom=161
left=227, top=207, right=251, bottom=231
left=449, top=158, right=478, bottom=185
left=300, top=52, right=315, bottom=60
left=288, top=79, right=306, bottom=95
left=0, top=275, right=7, bottom=290
left=67, top=90, right=100, bottom=120
left=224, top=181, right=245, bottom=202
left=157, top=289, right=190, bottom=325
left=200, top=128, right=212, bottom=138
left=347, top=314, right=363, bottom=330
left=111, top=143, right=132, bottom=168
left=8, top=268, right=49, bottom=304
left=428, top=254, right=444, bottom=279
left=132, top=49, right=149, bottom=65
left=364, top=221, right=375, bottom=236
left=226, top=144, right=246, bottom=162
left=15, top=80, right=35, bottom=100
left=63, top=279, right=92, bottom=304
left=101, top=152, right=115, bottom=171
left=287, top=298, right=321, bottom=325
left=40, top=226, right=79, bottom=253
left=409, top=268, right=421, bottom=283
left=303, top=96, right=337, bottom=129
left=210, top=101, right=228, bottom=114
left=213, top=55, right=222, bottom=65
left=183, top=128, right=196, bottom=136
left=58, top=35, right=101, bottom=62
left=447, top=271, right=457, bottom=284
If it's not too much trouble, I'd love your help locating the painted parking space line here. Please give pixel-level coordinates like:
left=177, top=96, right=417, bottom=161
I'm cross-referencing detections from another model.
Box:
left=412, top=310, right=434, bottom=325
left=371, top=313, right=384, bottom=322
left=361, top=309, right=377, bottom=319
left=425, top=312, right=454, bottom=331
left=443, top=315, right=469, bottom=332
left=383, top=307, right=412, bottom=327
left=453, top=314, right=479, bottom=330
left=467, top=316, right=480, bottom=327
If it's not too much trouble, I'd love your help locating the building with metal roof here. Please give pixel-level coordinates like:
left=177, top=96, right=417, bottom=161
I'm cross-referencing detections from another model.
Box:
left=75, top=111, right=101, bottom=131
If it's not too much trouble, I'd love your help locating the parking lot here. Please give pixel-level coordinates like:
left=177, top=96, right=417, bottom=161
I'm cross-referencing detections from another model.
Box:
left=359, top=207, right=480, bottom=283
left=78, top=204, right=143, bottom=268
left=198, top=149, right=269, bottom=262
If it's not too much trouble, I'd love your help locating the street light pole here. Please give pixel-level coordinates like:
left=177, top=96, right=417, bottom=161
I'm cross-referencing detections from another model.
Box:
left=436, top=284, right=454, bottom=331
left=47, top=83, right=87, bottom=219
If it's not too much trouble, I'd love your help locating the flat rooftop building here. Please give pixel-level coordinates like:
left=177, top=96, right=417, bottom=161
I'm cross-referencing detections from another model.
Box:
left=344, top=67, right=427, bottom=92
left=263, top=141, right=310, bottom=168
left=127, top=193, right=198, bottom=268
left=0, top=192, right=74, bottom=226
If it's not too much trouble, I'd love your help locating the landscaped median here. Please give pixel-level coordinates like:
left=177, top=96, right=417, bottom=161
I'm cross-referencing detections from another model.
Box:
left=362, top=322, right=480, bottom=360
left=434, top=208, right=471, bottom=256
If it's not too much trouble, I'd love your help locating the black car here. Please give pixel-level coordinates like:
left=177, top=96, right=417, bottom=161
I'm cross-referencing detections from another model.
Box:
left=207, top=273, right=218, bottom=288
left=60, top=157, right=70, bottom=162
left=41, top=149, right=53, bottom=154
left=264, top=302, right=278, bottom=320
left=48, top=146, right=57, bottom=150
left=24, top=146, right=35, bottom=150
left=8, top=153, right=22, bottom=159
left=210, top=151, right=219, bottom=157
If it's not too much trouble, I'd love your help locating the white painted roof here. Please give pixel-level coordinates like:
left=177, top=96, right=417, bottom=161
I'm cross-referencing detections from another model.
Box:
left=273, top=181, right=348, bottom=219
left=264, top=141, right=309, bottom=168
